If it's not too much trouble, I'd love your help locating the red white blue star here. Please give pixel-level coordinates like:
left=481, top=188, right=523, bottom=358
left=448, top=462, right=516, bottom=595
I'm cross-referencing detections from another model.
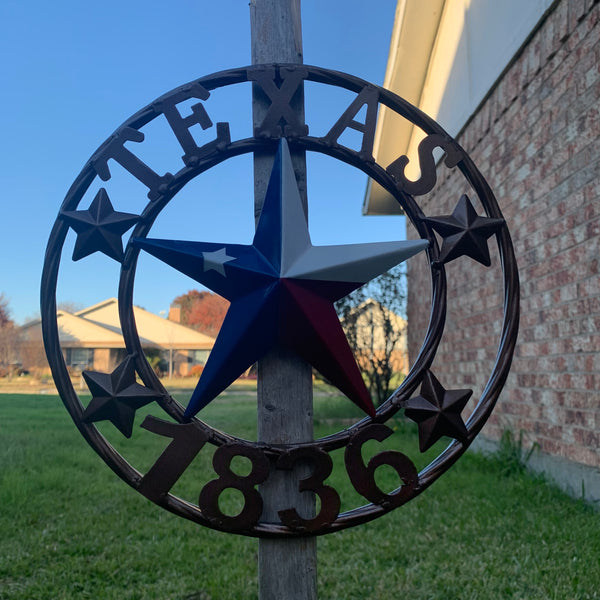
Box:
left=135, top=140, right=429, bottom=419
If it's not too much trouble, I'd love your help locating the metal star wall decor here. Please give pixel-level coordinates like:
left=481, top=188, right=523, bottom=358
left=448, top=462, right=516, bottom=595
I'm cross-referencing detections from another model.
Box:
left=82, top=356, right=163, bottom=438
left=403, top=370, right=472, bottom=452
left=135, top=139, right=427, bottom=418
left=424, top=194, right=504, bottom=266
left=61, top=188, right=140, bottom=262
left=42, top=64, right=519, bottom=537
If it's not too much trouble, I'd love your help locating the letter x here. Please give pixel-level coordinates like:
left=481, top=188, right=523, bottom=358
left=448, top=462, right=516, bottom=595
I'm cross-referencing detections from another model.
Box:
left=249, top=66, right=309, bottom=138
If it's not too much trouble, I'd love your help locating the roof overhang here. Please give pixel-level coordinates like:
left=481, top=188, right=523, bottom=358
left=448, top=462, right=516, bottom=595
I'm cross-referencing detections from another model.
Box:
left=363, top=0, right=446, bottom=215
left=365, top=0, right=555, bottom=216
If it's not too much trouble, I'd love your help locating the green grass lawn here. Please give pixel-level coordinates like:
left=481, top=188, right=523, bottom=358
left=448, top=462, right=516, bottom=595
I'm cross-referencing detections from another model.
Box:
left=1, top=393, right=599, bottom=599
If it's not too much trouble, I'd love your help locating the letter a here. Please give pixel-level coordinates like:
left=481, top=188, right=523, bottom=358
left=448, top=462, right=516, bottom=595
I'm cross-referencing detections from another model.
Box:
left=324, top=86, right=379, bottom=161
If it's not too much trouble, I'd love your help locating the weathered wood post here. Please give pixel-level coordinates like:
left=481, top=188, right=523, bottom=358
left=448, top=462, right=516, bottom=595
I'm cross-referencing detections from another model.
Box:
left=40, top=6, right=522, bottom=600
left=250, top=1, right=317, bottom=599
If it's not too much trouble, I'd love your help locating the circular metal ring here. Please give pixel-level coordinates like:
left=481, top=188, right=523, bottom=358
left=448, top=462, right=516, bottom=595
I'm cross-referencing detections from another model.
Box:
left=41, top=64, right=519, bottom=536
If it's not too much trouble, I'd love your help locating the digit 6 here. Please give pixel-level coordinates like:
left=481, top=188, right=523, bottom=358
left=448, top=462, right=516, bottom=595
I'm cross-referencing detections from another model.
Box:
left=344, top=424, right=418, bottom=508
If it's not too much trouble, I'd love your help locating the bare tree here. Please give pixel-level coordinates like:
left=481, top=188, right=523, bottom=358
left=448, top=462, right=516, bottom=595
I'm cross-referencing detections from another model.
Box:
left=0, top=294, right=11, bottom=327
left=57, top=301, right=84, bottom=314
left=335, top=265, right=407, bottom=406
left=0, top=295, right=18, bottom=376
left=18, top=337, right=49, bottom=379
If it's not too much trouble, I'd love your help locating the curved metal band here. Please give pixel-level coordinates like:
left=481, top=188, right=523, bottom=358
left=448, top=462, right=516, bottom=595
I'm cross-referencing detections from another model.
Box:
left=41, top=64, right=519, bottom=537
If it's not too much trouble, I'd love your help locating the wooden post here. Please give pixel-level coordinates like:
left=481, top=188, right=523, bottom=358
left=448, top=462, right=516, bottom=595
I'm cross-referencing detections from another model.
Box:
left=250, top=1, right=317, bottom=599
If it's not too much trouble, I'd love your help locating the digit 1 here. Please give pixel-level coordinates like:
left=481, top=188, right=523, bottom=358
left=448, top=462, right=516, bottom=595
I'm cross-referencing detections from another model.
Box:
left=138, top=415, right=209, bottom=502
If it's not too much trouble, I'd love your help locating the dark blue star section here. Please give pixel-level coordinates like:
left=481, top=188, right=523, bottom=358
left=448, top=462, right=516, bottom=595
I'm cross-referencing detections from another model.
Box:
left=61, top=188, right=140, bottom=262
left=81, top=356, right=163, bottom=437
left=134, top=140, right=429, bottom=419
left=403, top=370, right=472, bottom=452
left=424, top=194, right=504, bottom=266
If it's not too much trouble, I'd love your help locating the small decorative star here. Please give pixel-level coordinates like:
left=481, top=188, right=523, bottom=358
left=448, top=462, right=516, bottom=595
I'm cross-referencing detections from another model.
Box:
left=423, top=194, right=504, bottom=266
left=403, top=370, right=472, bottom=452
left=61, top=188, right=140, bottom=262
left=81, top=356, right=163, bottom=437
left=134, top=139, right=429, bottom=419
left=202, top=248, right=235, bottom=276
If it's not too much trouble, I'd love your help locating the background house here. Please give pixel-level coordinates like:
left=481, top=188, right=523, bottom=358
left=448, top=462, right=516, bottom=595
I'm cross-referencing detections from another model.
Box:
left=365, top=0, right=599, bottom=500
left=21, top=298, right=214, bottom=377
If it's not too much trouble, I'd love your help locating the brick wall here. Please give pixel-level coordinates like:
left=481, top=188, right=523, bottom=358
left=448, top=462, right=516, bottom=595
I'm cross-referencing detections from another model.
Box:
left=406, top=0, right=600, bottom=468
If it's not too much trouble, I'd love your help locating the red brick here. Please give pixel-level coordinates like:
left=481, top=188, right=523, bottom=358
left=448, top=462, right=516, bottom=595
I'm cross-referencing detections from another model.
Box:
left=556, top=0, right=571, bottom=41
left=568, top=0, right=587, bottom=32
left=407, top=0, right=600, bottom=468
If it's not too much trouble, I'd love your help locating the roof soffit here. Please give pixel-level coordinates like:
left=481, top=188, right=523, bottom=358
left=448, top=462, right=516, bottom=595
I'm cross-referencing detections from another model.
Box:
left=364, top=0, right=446, bottom=215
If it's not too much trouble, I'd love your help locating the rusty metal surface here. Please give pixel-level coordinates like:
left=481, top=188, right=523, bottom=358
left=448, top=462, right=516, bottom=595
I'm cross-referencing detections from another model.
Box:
left=41, top=64, right=520, bottom=537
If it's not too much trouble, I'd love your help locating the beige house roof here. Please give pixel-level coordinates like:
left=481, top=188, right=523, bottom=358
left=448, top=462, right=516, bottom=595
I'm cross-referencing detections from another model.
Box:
left=21, top=310, right=124, bottom=349
left=21, top=298, right=215, bottom=351
left=74, top=298, right=214, bottom=350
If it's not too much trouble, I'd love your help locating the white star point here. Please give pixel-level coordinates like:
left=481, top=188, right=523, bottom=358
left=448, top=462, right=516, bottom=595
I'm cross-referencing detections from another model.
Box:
left=202, top=248, right=235, bottom=277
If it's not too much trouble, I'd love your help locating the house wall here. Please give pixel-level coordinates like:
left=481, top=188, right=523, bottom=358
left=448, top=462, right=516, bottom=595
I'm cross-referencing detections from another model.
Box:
left=407, top=0, right=599, bottom=472
left=92, top=348, right=111, bottom=372
left=175, top=350, right=191, bottom=377
left=421, top=0, right=554, bottom=141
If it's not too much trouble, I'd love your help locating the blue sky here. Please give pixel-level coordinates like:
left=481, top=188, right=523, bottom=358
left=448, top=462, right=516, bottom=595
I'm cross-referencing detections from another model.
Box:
left=0, top=0, right=402, bottom=324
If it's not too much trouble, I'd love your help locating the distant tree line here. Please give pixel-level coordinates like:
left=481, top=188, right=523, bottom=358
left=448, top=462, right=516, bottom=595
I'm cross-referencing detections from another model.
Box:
left=0, top=294, right=19, bottom=377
